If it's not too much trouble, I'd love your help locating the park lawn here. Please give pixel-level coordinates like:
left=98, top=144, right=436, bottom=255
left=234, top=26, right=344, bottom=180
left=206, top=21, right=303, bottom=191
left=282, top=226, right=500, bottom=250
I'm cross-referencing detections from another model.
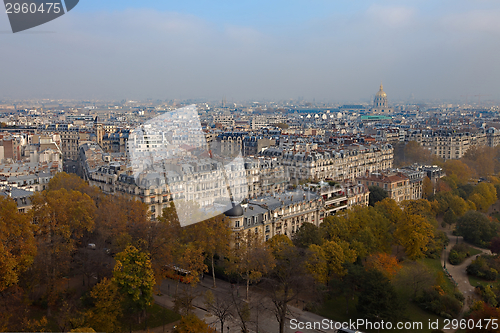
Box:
left=468, top=247, right=483, bottom=257
left=129, top=304, right=181, bottom=331
left=421, top=258, right=456, bottom=293
left=468, top=274, right=500, bottom=289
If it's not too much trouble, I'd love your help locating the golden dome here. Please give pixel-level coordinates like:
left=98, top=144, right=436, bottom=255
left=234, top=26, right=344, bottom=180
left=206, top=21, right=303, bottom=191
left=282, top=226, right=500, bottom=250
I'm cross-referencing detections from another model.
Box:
left=376, top=83, right=387, bottom=98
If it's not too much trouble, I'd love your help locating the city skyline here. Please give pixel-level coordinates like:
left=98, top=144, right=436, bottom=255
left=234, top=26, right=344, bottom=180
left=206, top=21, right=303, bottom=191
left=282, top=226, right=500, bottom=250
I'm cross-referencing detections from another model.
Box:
left=1, top=1, right=500, bottom=102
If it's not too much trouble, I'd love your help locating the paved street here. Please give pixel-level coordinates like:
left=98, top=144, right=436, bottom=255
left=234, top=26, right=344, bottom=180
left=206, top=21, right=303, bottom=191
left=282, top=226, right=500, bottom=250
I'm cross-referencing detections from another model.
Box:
left=155, top=276, right=338, bottom=333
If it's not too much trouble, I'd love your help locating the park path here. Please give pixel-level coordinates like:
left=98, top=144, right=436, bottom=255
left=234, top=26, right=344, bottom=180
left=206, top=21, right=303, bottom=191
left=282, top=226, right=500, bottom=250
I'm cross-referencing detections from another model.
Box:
left=439, top=227, right=492, bottom=333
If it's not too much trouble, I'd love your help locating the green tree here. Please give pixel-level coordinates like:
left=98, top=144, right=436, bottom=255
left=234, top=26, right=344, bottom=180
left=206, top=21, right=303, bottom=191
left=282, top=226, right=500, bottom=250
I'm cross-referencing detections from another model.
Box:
left=368, top=186, right=388, bottom=206
left=457, top=211, right=498, bottom=247
left=113, top=245, right=155, bottom=324
left=357, top=269, right=405, bottom=322
left=330, top=263, right=365, bottom=314
left=292, top=222, right=323, bottom=248
left=443, top=209, right=457, bottom=226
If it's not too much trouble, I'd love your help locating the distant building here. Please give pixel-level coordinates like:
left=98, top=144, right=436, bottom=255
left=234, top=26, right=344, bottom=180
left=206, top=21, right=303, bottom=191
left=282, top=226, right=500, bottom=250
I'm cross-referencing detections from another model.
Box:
left=370, top=83, right=394, bottom=115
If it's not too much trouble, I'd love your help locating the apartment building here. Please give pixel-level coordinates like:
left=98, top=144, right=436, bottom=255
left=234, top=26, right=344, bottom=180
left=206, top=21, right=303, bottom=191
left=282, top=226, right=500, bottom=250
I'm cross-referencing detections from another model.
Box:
left=224, top=181, right=370, bottom=243
left=357, top=171, right=412, bottom=203
left=281, top=144, right=394, bottom=182
left=225, top=190, right=322, bottom=242
left=213, top=114, right=235, bottom=128
left=406, top=128, right=498, bottom=161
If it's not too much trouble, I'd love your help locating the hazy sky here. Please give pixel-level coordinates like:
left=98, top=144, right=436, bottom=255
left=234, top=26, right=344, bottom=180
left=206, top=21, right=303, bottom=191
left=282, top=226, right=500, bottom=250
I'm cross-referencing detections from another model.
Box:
left=1, top=0, right=500, bottom=103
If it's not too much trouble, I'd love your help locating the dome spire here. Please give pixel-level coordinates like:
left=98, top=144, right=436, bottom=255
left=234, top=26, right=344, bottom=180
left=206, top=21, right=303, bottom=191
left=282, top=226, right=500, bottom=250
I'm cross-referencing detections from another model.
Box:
left=380, top=82, right=384, bottom=91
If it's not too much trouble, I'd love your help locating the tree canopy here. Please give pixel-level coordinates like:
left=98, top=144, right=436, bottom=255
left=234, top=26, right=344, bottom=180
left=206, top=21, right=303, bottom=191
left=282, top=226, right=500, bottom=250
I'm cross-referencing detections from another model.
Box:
left=457, top=211, right=498, bottom=247
left=368, top=186, right=388, bottom=206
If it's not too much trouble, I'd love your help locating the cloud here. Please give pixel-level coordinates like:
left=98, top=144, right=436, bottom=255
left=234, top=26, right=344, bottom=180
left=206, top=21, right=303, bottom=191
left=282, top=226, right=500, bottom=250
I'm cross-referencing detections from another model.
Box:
left=365, top=5, right=417, bottom=28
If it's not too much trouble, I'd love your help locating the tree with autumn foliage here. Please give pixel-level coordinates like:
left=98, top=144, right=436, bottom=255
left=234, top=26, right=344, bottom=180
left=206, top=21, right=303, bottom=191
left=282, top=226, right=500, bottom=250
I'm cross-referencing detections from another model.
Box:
left=466, top=301, right=500, bottom=333
left=394, top=141, right=442, bottom=167
left=225, top=230, right=275, bottom=300
left=423, top=176, right=434, bottom=199
left=463, top=146, right=499, bottom=179
left=322, top=205, right=393, bottom=258
left=185, top=214, right=232, bottom=288
left=434, top=191, right=470, bottom=216
left=469, top=182, right=497, bottom=213
left=113, top=245, right=155, bottom=325
left=442, top=159, right=474, bottom=187
left=267, top=234, right=293, bottom=257
left=306, top=240, right=356, bottom=284
left=85, top=278, right=123, bottom=333
left=31, top=187, right=96, bottom=315
left=0, top=196, right=36, bottom=292
left=393, top=211, right=434, bottom=260
left=265, top=235, right=313, bottom=333
left=174, top=314, right=216, bottom=333
left=377, top=198, right=435, bottom=260
left=364, top=253, right=402, bottom=280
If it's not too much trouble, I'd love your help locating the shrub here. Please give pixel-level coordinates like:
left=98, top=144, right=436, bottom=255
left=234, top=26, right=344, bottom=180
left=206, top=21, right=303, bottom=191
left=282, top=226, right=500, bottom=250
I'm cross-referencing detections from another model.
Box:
left=416, top=288, right=462, bottom=318
left=484, top=268, right=498, bottom=281
left=454, top=291, right=465, bottom=303
left=448, top=250, right=462, bottom=265
left=448, top=243, right=473, bottom=265
left=466, top=256, right=499, bottom=281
